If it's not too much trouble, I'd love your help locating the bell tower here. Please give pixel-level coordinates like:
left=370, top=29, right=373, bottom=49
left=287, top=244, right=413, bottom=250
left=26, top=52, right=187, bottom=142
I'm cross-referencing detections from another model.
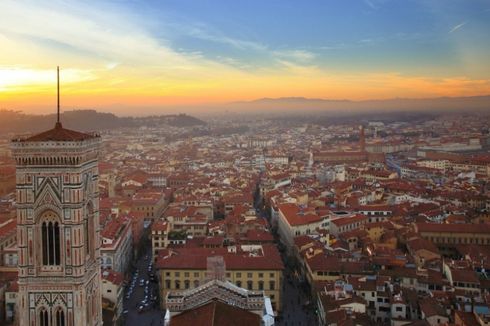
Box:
left=11, top=67, right=102, bottom=326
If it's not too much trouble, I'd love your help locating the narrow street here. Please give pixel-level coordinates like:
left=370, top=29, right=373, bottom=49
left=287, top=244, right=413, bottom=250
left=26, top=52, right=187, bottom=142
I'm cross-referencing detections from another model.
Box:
left=255, top=196, right=318, bottom=326
left=123, top=246, right=163, bottom=326
left=276, top=251, right=318, bottom=326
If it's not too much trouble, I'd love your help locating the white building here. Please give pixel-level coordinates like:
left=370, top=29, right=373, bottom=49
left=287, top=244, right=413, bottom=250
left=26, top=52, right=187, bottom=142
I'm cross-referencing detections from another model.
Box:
left=276, top=203, right=329, bottom=248
left=101, top=218, right=133, bottom=274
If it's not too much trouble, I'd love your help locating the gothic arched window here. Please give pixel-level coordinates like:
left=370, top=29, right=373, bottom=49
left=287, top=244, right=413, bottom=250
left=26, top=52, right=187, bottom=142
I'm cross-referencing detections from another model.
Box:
left=86, top=295, right=91, bottom=324
left=41, top=212, right=61, bottom=266
left=85, top=203, right=95, bottom=260
left=55, top=307, right=65, bottom=326
left=84, top=217, right=89, bottom=256
left=39, top=308, right=49, bottom=326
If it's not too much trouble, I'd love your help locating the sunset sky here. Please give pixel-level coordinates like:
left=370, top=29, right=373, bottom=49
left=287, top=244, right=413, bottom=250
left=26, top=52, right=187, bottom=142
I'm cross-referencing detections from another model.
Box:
left=1, top=0, right=490, bottom=115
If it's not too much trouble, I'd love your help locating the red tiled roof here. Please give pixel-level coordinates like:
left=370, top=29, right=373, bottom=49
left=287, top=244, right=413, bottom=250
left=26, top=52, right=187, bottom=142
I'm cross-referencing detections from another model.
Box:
left=202, top=236, right=225, bottom=246
left=243, top=229, right=274, bottom=242
left=416, top=223, right=490, bottom=234
left=156, top=245, right=283, bottom=271
left=407, top=238, right=440, bottom=255
left=331, top=214, right=367, bottom=227
left=24, top=122, right=94, bottom=142
left=449, top=268, right=480, bottom=284
left=294, top=235, right=316, bottom=248
left=152, top=221, right=168, bottom=232
left=278, top=203, right=323, bottom=226
left=0, top=219, right=16, bottom=240
left=306, top=255, right=368, bottom=274
left=102, top=270, right=124, bottom=285
left=169, top=299, right=261, bottom=326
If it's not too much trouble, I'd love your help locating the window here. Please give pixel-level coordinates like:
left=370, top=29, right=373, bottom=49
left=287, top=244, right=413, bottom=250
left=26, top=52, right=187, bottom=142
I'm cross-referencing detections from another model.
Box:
left=175, top=272, right=180, bottom=277
left=184, top=272, right=189, bottom=277
left=269, top=281, right=275, bottom=290
left=396, top=307, right=402, bottom=312
left=258, top=273, right=263, bottom=278
left=86, top=204, right=95, bottom=259
left=41, top=219, right=61, bottom=266
left=39, top=308, right=49, bottom=326
left=258, top=281, right=264, bottom=290
left=247, top=273, right=252, bottom=278
left=236, top=272, right=242, bottom=278
left=194, top=272, right=199, bottom=277
left=237, top=281, right=242, bottom=287
left=247, top=281, right=253, bottom=290
left=184, top=280, right=190, bottom=289
left=85, top=218, right=89, bottom=256
left=55, top=308, right=65, bottom=326
left=175, top=280, right=180, bottom=289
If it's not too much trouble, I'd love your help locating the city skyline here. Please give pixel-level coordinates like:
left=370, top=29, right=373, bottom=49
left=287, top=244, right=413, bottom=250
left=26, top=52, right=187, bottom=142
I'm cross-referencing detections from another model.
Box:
left=1, top=0, right=490, bottom=115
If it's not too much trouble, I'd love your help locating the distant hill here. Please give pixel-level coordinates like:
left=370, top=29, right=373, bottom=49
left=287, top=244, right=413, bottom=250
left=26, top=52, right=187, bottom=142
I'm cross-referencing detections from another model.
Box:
left=230, top=95, right=490, bottom=114
left=0, top=110, right=206, bottom=135
left=134, top=113, right=207, bottom=128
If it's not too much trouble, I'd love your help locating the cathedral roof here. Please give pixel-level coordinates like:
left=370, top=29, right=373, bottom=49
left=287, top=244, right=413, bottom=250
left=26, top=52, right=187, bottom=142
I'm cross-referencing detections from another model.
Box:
left=25, top=122, right=95, bottom=142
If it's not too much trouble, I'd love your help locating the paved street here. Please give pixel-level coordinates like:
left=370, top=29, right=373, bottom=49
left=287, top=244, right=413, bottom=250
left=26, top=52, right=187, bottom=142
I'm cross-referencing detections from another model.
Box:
left=123, top=248, right=164, bottom=326
left=255, top=201, right=318, bottom=326
left=276, top=256, right=318, bottom=326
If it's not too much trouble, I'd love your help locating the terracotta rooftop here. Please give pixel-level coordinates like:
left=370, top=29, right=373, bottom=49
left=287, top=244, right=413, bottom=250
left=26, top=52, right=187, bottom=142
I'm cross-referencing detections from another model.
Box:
left=22, top=122, right=95, bottom=142
left=169, top=299, right=261, bottom=326
left=416, top=222, right=490, bottom=234
left=101, top=270, right=124, bottom=286
left=331, top=214, right=368, bottom=227
left=156, top=245, right=284, bottom=271
left=0, top=219, right=16, bottom=240
left=278, top=203, right=323, bottom=226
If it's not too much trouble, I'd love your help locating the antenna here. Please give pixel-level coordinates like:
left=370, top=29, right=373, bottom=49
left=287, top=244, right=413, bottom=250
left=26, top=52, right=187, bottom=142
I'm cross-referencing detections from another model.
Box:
left=57, top=66, right=60, bottom=125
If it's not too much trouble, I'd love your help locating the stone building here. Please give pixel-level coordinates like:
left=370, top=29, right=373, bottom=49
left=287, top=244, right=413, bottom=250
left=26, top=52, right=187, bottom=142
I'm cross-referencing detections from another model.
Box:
left=11, top=120, right=102, bottom=326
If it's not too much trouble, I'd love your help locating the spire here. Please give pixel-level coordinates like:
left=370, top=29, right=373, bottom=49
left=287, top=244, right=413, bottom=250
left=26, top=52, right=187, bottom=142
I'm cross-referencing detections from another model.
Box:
left=56, top=66, right=62, bottom=129
left=359, top=125, right=365, bottom=152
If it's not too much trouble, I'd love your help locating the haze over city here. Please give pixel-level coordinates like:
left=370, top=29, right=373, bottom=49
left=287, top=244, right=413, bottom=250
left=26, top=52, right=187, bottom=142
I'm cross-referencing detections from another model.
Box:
left=1, top=0, right=490, bottom=115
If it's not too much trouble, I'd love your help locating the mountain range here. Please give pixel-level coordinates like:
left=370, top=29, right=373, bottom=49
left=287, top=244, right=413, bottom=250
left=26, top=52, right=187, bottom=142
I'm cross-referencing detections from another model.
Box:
left=230, top=95, right=490, bottom=114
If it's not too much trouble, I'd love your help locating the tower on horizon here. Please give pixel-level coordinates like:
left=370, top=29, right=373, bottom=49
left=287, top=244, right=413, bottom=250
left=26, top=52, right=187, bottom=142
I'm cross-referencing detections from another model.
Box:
left=10, top=68, right=102, bottom=326
left=359, top=125, right=366, bottom=152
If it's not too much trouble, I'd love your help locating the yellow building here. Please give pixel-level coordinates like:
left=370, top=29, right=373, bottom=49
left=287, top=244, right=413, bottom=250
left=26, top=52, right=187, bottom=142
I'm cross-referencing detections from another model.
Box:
left=132, top=189, right=168, bottom=221
left=155, top=244, right=284, bottom=313
left=416, top=223, right=490, bottom=256
left=151, top=220, right=169, bottom=258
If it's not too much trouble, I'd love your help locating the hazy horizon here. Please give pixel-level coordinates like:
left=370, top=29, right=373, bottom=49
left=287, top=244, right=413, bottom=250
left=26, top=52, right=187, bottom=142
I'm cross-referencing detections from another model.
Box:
left=2, top=93, right=489, bottom=118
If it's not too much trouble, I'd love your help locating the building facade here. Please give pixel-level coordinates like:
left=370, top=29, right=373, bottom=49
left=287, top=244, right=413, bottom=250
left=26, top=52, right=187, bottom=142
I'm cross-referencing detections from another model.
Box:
left=100, top=218, right=133, bottom=273
left=156, top=245, right=284, bottom=313
left=11, top=122, right=102, bottom=326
